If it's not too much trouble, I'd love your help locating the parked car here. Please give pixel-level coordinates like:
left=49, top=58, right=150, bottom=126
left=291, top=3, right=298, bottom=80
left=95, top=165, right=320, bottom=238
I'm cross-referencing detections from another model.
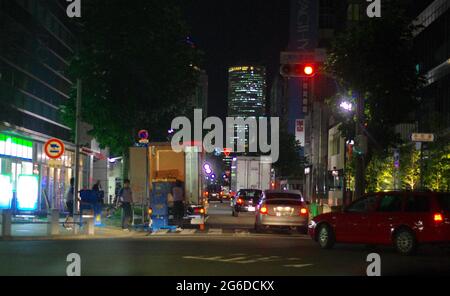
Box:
left=308, top=191, right=450, bottom=255
left=254, top=190, right=308, bottom=233
left=231, top=189, right=262, bottom=216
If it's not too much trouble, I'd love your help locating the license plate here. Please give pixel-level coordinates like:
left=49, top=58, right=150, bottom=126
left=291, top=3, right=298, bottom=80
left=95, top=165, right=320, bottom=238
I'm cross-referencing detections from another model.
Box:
left=247, top=206, right=255, bottom=212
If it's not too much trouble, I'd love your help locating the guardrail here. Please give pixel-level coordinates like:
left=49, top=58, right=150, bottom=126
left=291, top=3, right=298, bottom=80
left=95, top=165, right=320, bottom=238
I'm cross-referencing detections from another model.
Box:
left=0, top=209, right=95, bottom=238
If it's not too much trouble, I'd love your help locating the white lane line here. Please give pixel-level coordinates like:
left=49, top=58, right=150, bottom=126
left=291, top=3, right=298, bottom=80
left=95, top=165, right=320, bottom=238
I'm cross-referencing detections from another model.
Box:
left=183, top=256, right=224, bottom=261
left=208, top=228, right=223, bottom=234
left=234, top=230, right=250, bottom=236
left=179, top=229, right=197, bottom=235
left=220, top=257, right=248, bottom=262
left=283, top=264, right=313, bottom=268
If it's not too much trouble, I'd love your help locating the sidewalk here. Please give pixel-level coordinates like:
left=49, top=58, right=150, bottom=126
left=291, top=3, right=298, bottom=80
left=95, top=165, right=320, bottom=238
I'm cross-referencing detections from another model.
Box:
left=0, top=219, right=146, bottom=241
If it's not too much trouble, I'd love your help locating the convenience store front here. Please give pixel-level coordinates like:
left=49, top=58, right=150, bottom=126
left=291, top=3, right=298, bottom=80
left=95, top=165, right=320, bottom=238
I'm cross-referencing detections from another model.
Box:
left=0, top=133, right=36, bottom=212
left=0, top=132, right=91, bottom=213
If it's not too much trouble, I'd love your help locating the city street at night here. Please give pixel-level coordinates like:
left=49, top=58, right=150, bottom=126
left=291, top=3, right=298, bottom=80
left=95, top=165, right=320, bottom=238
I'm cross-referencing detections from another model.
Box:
left=1, top=0, right=449, bottom=281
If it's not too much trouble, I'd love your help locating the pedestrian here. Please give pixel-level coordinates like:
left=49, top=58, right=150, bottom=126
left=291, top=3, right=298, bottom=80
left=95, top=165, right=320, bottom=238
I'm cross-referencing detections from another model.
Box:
left=92, top=180, right=104, bottom=205
left=118, top=179, right=133, bottom=231
left=92, top=180, right=102, bottom=191
left=64, top=177, right=75, bottom=230
left=172, top=180, right=184, bottom=226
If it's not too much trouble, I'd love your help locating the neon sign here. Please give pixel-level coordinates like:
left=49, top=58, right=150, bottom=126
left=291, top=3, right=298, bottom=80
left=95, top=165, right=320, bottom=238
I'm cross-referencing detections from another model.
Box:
left=0, top=133, right=33, bottom=160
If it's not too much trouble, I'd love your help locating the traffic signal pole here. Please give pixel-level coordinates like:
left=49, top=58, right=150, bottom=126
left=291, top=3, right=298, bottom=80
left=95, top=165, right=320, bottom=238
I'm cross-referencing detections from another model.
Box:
left=73, top=78, right=82, bottom=233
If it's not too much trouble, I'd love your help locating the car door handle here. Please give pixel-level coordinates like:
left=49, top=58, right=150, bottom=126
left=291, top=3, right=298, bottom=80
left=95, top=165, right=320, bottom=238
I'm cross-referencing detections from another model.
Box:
left=387, top=217, right=393, bottom=221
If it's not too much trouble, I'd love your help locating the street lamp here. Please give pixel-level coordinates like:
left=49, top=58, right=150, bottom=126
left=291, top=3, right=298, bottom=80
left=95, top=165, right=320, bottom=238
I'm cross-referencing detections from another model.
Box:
left=339, top=101, right=353, bottom=112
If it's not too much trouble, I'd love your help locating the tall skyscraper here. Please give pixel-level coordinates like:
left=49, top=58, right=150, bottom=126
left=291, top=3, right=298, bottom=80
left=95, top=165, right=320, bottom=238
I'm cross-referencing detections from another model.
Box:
left=227, top=66, right=266, bottom=152
left=228, top=66, right=266, bottom=118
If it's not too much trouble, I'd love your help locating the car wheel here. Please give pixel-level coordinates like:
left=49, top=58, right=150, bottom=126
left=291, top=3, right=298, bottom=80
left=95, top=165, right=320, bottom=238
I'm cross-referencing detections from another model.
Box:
left=394, top=228, right=417, bottom=255
left=317, top=224, right=335, bottom=249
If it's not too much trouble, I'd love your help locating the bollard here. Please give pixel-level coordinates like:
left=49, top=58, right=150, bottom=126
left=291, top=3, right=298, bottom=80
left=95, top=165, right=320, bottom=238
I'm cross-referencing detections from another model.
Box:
left=84, top=210, right=95, bottom=236
left=48, top=209, right=60, bottom=236
left=1, top=210, right=12, bottom=238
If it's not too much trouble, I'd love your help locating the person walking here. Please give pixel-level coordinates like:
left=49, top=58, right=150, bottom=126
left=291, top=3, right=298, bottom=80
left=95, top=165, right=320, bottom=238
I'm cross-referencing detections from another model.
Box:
left=118, top=179, right=133, bottom=231
left=63, top=177, right=75, bottom=230
left=172, top=180, right=184, bottom=226
left=92, top=180, right=102, bottom=191
left=92, top=180, right=104, bottom=205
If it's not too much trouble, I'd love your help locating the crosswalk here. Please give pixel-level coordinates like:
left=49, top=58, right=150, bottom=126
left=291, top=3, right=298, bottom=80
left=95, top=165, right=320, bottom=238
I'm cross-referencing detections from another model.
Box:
left=147, top=228, right=310, bottom=238
left=182, top=253, right=314, bottom=268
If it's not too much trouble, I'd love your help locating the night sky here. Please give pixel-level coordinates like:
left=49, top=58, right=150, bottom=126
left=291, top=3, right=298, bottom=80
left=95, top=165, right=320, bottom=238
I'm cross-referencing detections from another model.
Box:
left=181, top=0, right=290, bottom=119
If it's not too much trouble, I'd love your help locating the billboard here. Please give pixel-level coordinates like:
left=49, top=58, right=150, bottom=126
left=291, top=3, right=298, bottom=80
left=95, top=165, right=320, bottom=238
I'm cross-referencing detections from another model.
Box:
left=295, top=119, right=305, bottom=147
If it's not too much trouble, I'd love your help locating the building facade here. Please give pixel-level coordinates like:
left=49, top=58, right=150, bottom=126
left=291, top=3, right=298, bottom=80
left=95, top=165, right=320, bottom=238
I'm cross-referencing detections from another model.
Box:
left=227, top=65, right=266, bottom=152
left=0, top=0, right=101, bottom=213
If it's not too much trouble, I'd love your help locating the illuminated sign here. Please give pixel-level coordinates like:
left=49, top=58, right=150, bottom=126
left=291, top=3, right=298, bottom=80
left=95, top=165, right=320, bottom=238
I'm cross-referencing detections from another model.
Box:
left=0, top=133, right=33, bottom=160
left=17, top=175, right=39, bottom=211
left=0, top=175, right=13, bottom=209
left=228, top=66, right=254, bottom=73
left=44, top=138, right=65, bottom=159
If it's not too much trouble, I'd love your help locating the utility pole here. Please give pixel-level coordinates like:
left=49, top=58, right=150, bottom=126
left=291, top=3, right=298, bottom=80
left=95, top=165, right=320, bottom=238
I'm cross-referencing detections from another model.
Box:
left=354, top=93, right=366, bottom=201
left=73, top=78, right=82, bottom=232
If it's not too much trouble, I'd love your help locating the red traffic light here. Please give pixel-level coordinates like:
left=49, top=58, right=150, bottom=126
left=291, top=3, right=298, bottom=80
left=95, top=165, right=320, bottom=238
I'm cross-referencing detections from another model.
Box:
left=280, top=63, right=317, bottom=77
left=303, top=65, right=314, bottom=76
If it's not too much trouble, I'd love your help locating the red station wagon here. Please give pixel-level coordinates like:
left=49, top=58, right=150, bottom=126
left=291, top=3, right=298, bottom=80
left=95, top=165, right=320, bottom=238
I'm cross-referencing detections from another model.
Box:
left=308, top=191, right=450, bottom=255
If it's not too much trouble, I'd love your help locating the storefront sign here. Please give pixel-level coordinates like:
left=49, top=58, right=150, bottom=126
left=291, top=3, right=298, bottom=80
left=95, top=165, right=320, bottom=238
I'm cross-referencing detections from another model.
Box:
left=0, top=175, right=13, bottom=209
left=44, top=138, right=65, bottom=159
left=0, top=133, right=33, bottom=160
left=17, top=175, right=39, bottom=211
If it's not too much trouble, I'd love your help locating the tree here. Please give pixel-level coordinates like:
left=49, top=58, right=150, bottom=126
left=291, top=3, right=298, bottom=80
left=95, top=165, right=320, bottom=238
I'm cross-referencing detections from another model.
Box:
left=61, top=0, right=201, bottom=157
left=273, top=130, right=304, bottom=178
left=325, top=1, right=424, bottom=194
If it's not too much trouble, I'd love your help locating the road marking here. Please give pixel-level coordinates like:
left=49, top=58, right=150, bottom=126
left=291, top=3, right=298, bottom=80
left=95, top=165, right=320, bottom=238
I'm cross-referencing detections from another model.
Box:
left=220, top=256, right=248, bottom=262
left=234, top=230, right=250, bottom=236
left=208, top=228, right=223, bottom=235
left=283, top=264, right=313, bottom=268
left=179, top=229, right=197, bottom=235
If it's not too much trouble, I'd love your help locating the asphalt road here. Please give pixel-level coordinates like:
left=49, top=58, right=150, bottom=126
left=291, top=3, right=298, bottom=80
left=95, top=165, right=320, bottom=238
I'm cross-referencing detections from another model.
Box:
left=0, top=202, right=449, bottom=276
left=205, top=201, right=256, bottom=230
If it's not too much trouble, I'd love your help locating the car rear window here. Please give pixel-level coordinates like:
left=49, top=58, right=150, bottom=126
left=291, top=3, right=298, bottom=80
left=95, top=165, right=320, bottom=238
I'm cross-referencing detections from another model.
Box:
left=405, top=195, right=431, bottom=212
left=265, top=193, right=302, bottom=200
left=437, top=194, right=450, bottom=212
left=265, top=199, right=304, bottom=205
left=238, top=190, right=262, bottom=199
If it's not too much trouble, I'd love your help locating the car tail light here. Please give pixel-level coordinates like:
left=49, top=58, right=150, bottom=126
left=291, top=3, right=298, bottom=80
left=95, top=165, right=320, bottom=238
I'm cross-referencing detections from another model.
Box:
left=237, top=198, right=244, bottom=205
left=204, top=191, right=209, bottom=197
left=260, top=206, right=268, bottom=214
left=300, top=208, right=308, bottom=215
left=194, top=207, right=205, bottom=215
left=434, top=213, right=443, bottom=222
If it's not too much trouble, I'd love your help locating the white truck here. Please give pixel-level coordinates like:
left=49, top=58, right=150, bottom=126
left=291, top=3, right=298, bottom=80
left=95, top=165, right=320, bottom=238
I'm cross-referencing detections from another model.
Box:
left=230, top=156, right=272, bottom=193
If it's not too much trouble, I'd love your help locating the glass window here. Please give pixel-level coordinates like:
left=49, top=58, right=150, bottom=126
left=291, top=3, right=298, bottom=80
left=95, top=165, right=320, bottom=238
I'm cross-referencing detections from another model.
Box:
left=378, top=194, right=403, bottom=212
left=405, top=194, right=431, bottom=212
left=347, top=196, right=377, bottom=213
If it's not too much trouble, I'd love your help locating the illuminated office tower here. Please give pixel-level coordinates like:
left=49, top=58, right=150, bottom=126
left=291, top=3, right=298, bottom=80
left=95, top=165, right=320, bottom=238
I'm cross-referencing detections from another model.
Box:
left=227, top=66, right=266, bottom=152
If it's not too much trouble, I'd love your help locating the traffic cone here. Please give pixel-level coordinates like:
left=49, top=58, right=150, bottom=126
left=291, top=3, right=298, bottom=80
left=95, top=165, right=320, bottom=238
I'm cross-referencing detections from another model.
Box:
left=199, top=215, right=205, bottom=231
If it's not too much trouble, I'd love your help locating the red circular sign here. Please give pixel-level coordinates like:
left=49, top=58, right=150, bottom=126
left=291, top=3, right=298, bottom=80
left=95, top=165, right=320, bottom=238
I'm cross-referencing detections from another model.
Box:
left=44, top=138, right=65, bottom=159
